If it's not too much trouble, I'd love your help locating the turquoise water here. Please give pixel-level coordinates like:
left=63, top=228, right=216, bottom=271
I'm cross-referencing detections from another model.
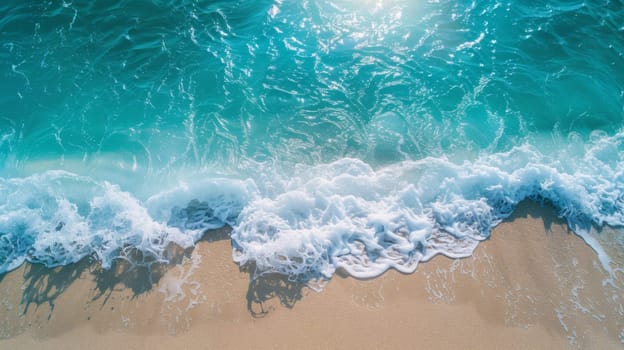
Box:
left=0, top=0, right=623, bottom=277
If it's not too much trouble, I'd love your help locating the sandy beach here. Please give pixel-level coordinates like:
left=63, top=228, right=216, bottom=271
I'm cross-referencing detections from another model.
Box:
left=2, top=1, right=624, bottom=349
left=0, top=201, right=622, bottom=349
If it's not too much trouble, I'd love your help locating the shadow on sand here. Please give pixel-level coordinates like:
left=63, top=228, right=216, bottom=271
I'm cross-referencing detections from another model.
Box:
left=241, top=199, right=574, bottom=317
left=4, top=200, right=577, bottom=322
left=7, top=224, right=306, bottom=320
left=13, top=226, right=232, bottom=319
left=502, top=199, right=570, bottom=233
left=241, top=263, right=307, bottom=317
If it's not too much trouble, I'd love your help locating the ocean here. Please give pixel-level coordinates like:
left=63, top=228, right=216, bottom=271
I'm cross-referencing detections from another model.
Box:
left=0, top=0, right=623, bottom=280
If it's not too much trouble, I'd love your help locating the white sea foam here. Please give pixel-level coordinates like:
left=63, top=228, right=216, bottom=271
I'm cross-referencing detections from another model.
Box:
left=231, top=131, right=624, bottom=279
left=1, top=132, right=623, bottom=279
left=0, top=171, right=252, bottom=272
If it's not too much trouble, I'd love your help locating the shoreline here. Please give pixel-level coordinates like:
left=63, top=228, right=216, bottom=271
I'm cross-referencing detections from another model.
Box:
left=1, top=201, right=623, bottom=349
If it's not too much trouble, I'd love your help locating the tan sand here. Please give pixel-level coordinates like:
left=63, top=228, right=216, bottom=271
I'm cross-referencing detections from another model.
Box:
left=0, top=201, right=623, bottom=349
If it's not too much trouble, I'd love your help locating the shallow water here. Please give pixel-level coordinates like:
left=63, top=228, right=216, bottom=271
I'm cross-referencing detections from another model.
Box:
left=0, top=0, right=623, bottom=278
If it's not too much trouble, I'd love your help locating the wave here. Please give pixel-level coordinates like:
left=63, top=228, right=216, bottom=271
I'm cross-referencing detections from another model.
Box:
left=1, top=131, right=623, bottom=280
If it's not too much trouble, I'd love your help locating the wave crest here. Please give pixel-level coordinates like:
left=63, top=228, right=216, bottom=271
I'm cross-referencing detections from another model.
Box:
left=1, top=132, right=623, bottom=279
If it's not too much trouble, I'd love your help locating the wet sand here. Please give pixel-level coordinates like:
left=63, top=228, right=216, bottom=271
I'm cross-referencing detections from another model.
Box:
left=0, top=202, right=623, bottom=349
